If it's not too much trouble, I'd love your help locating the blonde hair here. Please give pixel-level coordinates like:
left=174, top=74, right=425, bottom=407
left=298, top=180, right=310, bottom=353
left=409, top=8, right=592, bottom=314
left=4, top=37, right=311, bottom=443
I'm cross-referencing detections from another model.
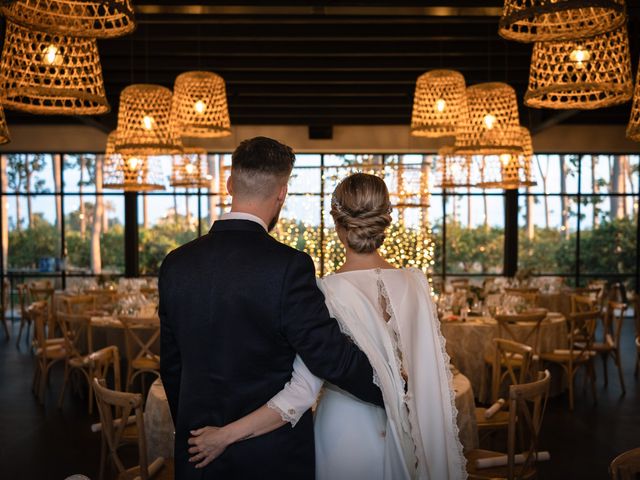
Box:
left=330, top=173, right=392, bottom=254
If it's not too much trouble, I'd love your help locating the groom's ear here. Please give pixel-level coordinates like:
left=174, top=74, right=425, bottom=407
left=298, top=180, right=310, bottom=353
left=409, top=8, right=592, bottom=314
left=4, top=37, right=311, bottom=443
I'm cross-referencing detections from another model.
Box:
left=226, top=176, right=234, bottom=196
left=277, top=183, right=288, bottom=203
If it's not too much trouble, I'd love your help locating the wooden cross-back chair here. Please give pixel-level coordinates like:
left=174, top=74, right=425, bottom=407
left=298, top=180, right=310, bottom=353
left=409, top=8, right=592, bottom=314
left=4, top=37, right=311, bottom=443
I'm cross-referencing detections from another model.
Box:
left=476, top=339, right=534, bottom=441
left=57, top=310, right=96, bottom=412
left=31, top=301, right=67, bottom=403
left=119, top=315, right=161, bottom=395
left=61, top=295, right=97, bottom=315
left=503, top=288, right=540, bottom=307
left=494, top=311, right=547, bottom=356
left=1, top=278, right=10, bottom=339
left=610, top=447, right=640, bottom=480
left=540, top=298, right=599, bottom=410
left=92, top=378, right=172, bottom=480
left=590, top=301, right=627, bottom=394
left=16, top=283, right=32, bottom=346
left=466, top=370, right=551, bottom=480
left=28, top=281, right=56, bottom=337
left=451, top=278, right=470, bottom=292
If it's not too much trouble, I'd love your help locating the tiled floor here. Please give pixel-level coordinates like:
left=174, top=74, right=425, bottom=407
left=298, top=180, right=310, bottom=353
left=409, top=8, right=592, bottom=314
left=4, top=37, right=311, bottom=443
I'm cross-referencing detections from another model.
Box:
left=0, top=317, right=638, bottom=479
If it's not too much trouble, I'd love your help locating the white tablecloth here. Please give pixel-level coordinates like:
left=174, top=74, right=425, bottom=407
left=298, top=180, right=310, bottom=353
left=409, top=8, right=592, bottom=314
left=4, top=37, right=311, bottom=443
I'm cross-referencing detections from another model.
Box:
left=453, top=372, right=478, bottom=452
left=441, top=313, right=567, bottom=401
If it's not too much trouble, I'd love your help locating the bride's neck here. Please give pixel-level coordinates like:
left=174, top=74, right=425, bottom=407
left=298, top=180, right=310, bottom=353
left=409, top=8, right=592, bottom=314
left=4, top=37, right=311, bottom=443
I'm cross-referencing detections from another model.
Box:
left=339, top=249, right=394, bottom=273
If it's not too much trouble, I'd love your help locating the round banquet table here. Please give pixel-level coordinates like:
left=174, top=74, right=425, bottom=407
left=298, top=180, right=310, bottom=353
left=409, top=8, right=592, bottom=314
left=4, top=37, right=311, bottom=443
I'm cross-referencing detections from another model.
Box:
left=146, top=378, right=175, bottom=461
left=143, top=373, right=479, bottom=459
left=441, top=313, right=567, bottom=402
left=536, top=293, right=572, bottom=317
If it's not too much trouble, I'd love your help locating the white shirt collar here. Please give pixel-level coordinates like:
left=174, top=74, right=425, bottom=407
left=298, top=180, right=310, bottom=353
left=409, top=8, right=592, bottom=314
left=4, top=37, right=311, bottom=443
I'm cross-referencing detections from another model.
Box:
left=219, top=211, right=268, bottom=232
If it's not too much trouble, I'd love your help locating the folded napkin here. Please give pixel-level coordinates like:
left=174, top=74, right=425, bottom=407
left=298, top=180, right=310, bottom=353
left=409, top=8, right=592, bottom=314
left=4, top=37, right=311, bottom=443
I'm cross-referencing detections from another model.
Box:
left=484, top=398, right=505, bottom=419
left=476, top=451, right=550, bottom=469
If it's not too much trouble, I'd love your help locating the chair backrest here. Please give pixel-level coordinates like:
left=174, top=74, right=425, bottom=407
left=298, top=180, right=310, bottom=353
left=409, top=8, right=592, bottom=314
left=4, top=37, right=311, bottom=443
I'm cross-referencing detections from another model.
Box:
left=450, top=279, right=469, bottom=292
left=504, top=288, right=539, bottom=305
left=494, top=311, right=547, bottom=354
left=567, top=309, right=600, bottom=361
left=571, top=293, right=599, bottom=314
left=92, top=378, right=150, bottom=478
left=90, top=346, right=121, bottom=392
left=609, top=447, right=640, bottom=480
left=57, top=311, right=92, bottom=358
left=29, top=301, right=50, bottom=350
left=604, top=301, right=627, bottom=349
left=61, top=295, right=96, bottom=315
left=17, top=283, right=29, bottom=318
left=119, top=315, right=161, bottom=363
left=491, top=338, right=534, bottom=403
left=28, top=281, right=54, bottom=303
left=506, top=370, right=551, bottom=480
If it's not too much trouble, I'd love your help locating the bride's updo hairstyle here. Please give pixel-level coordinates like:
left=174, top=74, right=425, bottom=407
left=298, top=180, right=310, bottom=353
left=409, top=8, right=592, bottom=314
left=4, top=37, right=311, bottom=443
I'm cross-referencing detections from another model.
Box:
left=330, top=173, right=392, bottom=253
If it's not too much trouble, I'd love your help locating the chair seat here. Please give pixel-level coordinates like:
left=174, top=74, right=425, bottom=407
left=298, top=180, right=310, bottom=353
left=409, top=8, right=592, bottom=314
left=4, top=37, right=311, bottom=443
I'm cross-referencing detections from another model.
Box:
left=36, top=345, right=67, bottom=360
left=475, top=408, right=510, bottom=430
left=132, top=356, right=160, bottom=370
left=484, top=352, right=526, bottom=366
left=465, top=449, right=536, bottom=480
left=69, top=355, right=92, bottom=368
left=539, top=350, right=594, bottom=363
left=117, top=457, right=174, bottom=480
left=589, top=342, right=615, bottom=353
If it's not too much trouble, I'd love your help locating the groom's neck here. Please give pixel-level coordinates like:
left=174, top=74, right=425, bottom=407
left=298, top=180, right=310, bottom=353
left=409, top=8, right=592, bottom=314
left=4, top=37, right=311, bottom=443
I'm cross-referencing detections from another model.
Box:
left=230, top=199, right=272, bottom=227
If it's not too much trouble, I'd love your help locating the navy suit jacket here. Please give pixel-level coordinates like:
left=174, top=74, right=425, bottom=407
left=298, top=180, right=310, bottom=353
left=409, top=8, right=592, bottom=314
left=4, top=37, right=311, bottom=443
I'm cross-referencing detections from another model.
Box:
left=159, top=219, right=383, bottom=479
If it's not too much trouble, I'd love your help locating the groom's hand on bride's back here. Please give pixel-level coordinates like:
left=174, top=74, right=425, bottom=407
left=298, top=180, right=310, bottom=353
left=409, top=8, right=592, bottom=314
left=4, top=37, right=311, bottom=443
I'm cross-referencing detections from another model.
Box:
left=281, top=251, right=383, bottom=408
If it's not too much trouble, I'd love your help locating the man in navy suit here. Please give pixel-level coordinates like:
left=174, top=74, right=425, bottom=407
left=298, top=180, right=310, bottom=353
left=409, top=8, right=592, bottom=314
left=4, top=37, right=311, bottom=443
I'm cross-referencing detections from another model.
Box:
left=160, top=136, right=382, bottom=479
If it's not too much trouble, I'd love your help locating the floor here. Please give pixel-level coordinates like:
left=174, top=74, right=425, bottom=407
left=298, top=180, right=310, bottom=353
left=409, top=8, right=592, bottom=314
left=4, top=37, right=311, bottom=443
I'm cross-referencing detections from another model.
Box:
left=0, top=318, right=638, bottom=480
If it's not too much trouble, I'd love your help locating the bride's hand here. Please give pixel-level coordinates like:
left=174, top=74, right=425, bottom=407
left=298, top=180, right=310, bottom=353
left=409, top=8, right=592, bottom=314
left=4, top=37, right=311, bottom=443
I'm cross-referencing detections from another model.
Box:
left=187, top=426, right=232, bottom=468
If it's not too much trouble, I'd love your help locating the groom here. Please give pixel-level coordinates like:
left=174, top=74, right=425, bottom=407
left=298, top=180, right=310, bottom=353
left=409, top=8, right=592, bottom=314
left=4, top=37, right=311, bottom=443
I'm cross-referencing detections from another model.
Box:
left=159, top=136, right=383, bottom=479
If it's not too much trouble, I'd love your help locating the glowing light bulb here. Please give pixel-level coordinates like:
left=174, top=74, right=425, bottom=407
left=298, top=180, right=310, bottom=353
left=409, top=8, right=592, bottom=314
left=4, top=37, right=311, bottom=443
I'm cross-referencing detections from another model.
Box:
left=185, top=163, right=195, bottom=175
left=569, top=47, right=590, bottom=69
left=435, top=98, right=446, bottom=113
left=142, top=115, right=154, bottom=131
left=126, top=157, right=141, bottom=171
left=194, top=100, right=206, bottom=114
left=483, top=113, right=496, bottom=130
left=500, top=153, right=512, bottom=166
left=44, top=44, right=61, bottom=65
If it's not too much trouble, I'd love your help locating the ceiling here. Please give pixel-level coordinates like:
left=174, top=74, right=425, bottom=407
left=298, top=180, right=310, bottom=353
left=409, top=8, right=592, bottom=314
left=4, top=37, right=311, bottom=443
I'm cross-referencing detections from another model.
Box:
left=2, top=1, right=640, bottom=133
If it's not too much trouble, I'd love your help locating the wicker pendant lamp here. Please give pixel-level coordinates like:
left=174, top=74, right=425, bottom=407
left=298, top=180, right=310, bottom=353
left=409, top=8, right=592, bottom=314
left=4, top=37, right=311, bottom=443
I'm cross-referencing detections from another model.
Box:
left=525, top=26, right=632, bottom=109
left=626, top=63, right=640, bottom=141
left=499, top=0, right=626, bottom=43
left=0, top=21, right=109, bottom=115
left=435, top=147, right=479, bottom=188
left=170, top=147, right=211, bottom=188
left=454, top=82, right=522, bottom=157
left=115, top=84, right=182, bottom=156
left=103, top=131, right=165, bottom=191
left=410, top=70, right=468, bottom=138
left=0, top=107, right=11, bottom=145
left=478, top=127, right=536, bottom=190
left=172, top=71, right=231, bottom=138
left=1, top=0, right=135, bottom=38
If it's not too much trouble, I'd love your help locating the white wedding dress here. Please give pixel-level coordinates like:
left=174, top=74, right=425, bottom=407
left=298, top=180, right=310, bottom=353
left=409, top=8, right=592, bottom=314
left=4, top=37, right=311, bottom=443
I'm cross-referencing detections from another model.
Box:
left=268, top=268, right=467, bottom=480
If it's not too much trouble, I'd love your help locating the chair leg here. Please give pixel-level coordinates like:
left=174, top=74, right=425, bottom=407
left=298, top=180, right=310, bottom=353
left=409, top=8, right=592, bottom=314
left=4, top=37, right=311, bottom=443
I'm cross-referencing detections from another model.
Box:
left=1, top=316, right=9, bottom=340
left=16, top=318, right=25, bottom=346
left=614, top=352, right=626, bottom=395
left=99, top=436, right=107, bottom=480
left=601, top=353, right=609, bottom=388
left=57, top=362, right=70, bottom=409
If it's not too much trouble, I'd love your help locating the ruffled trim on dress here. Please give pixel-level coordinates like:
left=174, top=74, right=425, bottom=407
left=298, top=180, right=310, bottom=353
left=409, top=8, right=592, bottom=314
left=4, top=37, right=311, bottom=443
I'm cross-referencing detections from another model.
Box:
left=266, top=399, right=301, bottom=427
left=408, top=268, right=468, bottom=480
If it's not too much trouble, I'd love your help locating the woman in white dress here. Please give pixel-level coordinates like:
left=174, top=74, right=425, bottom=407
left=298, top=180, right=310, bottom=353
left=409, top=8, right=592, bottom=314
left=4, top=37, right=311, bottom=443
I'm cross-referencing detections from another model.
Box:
left=188, top=173, right=467, bottom=479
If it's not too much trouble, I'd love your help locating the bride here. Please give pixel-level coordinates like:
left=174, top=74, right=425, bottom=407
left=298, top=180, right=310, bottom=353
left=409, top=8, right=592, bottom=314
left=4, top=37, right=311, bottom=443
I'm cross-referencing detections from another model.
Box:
left=187, top=173, right=467, bottom=479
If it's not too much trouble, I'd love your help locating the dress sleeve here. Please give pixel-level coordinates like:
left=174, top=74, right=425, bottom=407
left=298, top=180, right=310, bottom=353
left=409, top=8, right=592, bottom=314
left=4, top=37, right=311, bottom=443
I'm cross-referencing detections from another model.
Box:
left=267, top=355, right=324, bottom=427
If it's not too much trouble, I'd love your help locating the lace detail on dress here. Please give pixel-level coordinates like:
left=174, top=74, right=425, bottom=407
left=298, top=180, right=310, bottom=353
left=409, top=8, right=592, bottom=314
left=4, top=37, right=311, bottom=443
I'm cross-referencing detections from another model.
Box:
left=375, top=269, right=418, bottom=476
left=408, top=268, right=468, bottom=480
left=266, top=399, right=301, bottom=427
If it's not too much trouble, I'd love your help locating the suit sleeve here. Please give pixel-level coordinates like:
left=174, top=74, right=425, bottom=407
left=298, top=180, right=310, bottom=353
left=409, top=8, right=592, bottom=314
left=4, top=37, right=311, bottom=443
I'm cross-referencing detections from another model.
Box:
left=279, top=251, right=383, bottom=407
left=159, top=255, right=182, bottom=426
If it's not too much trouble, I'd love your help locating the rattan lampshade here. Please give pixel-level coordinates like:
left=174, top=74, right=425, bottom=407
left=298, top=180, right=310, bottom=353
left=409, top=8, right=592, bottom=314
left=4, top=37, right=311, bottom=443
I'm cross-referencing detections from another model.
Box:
left=454, top=82, right=522, bottom=156
left=115, top=84, right=182, bottom=156
left=0, top=107, right=11, bottom=145
left=478, top=127, right=536, bottom=190
left=626, top=63, right=640, bottom=141
left=103, top=131, right=165, bottom=191
left=435, top=147, right=479, bottom=188
left=170, top=147, right=211, bottom=188
left=172, top=71, right=231, bottom=138
left=525, top=26, right=632, bottom=110
left=1, top=0, right=135, bottom=38
left=0, top=21, right=109, bottom=115
left=410, top=70, right=468, bottom=138
left=499, top=0, right=626, bottom=43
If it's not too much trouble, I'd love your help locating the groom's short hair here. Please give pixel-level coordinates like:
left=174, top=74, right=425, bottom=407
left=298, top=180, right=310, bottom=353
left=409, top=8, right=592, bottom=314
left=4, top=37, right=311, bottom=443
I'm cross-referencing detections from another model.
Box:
left=231, top=136, right=295, bottom=198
